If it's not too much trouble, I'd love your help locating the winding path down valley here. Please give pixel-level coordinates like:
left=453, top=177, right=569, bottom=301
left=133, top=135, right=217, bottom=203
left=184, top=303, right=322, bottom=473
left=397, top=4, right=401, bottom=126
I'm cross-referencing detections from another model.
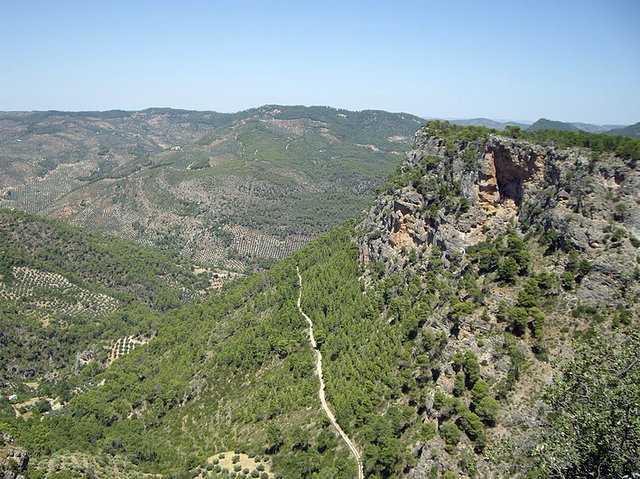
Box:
left=296, top=266, right=364, bottom=479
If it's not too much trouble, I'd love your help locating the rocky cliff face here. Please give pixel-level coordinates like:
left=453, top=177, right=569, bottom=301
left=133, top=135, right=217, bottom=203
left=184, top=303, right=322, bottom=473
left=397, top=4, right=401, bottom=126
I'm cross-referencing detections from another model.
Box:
left=357, top=124, right=639, bottom=477
left=360, top=130, right=639, bottom=305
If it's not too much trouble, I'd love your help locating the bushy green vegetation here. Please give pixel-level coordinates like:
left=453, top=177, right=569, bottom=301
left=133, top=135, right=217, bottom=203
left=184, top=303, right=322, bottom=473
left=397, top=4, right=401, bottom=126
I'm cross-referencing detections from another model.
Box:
left=0, top=209, right=206, bottom=306
left=2, top=227, right=371, bottom=478
left=1, top=221, right=498, bottom=477
left=539, top=330, right=639, bottom=477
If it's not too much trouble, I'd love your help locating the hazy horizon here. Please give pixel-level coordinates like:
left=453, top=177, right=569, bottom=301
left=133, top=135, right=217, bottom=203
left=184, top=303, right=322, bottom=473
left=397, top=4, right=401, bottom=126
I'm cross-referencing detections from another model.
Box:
left=1, top=0, right=638, bottom=125
left=1, top=105, right=631, bottom=128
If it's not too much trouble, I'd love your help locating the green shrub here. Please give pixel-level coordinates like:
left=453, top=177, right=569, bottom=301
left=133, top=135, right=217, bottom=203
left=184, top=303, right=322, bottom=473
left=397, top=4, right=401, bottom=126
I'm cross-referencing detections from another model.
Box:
left=451, top=351, right=465, bottom=371
left=508, top=307, right=529, bottom=336
left=420, top=422, right=437, bottom=441
left=463, top=351, right=481, bottom=387
left=561, top=271, right=574, bottom=290
left=536, top=271, right=557, bottom=290
left=529, top=309, right=545, bottom=339
left=434, top=391, right=464, bottom=420
left=471, top=379, right=489, bottom=405
left=439, top=422, right=461, bottom=446
left=497, top=257, right=519, bottom=284
left=516, top=279, right=541, bottom=308
left=453, top=372, right=466, bottom=396
left=611, top=228, right=626, bottom=242
left=458, top=411, right=487, bottom=449
left=449, top=301, right=476, bottom=320
left=575, top=260, right=592, bottom=281
left=506, top=234, right=531, bottom=273
left=475, top=244, right=500, bottom=273
left=475, top=397, right=500, bottom=425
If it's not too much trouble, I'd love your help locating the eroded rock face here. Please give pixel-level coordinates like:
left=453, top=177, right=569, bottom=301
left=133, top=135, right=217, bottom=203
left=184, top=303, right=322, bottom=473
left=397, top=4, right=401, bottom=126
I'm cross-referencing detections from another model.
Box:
left=359, top=131, right=639, bottom=304
left=479, top=136, right=548, bottom=210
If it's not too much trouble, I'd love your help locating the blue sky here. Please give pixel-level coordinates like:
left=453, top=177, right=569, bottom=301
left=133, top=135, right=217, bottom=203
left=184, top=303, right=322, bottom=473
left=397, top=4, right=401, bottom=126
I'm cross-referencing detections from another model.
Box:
left=1, top=0, right=638, bottom=124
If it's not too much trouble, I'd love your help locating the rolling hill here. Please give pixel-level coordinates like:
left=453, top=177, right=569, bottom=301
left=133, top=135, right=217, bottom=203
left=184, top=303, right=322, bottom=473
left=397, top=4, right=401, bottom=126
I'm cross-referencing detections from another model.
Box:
left=526, top=118, right=581, bottom=132
left=606, top=121, right=640, bottom=139
left=0, top=106, right=422, bottom=270
left=526, top=117, right=633, bottom=135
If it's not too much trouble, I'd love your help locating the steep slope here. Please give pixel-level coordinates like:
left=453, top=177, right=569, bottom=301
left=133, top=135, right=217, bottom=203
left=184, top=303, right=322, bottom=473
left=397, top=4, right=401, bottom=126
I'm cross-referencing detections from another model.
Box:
left=357, top=121, right=639, bottom=476
left=0, top=208, right=208, bottom=381
left=607, top=120, right=640, bottom=139
left=296, top=266, right=364, bottom=479
left=0, top=106, right=421, bottom=270
left=2, top=122, right=638, bottom=479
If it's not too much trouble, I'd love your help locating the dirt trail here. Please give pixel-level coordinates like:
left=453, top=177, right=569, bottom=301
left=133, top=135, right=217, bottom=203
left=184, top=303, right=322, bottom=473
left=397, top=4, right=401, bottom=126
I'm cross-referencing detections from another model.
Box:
left=296, top=266, right=364, bottom=479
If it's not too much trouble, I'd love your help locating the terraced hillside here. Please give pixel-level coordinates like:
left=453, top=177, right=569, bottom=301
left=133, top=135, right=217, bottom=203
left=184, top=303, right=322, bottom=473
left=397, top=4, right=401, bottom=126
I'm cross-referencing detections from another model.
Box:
left=0, top=208, right=209, bottom=381
left=0, top=106, right=422, bottom=269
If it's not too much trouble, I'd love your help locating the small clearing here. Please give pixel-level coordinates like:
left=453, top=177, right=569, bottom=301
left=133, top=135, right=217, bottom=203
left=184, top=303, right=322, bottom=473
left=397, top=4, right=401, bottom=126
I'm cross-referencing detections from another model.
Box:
left=203, top=452, right=275, bottom=478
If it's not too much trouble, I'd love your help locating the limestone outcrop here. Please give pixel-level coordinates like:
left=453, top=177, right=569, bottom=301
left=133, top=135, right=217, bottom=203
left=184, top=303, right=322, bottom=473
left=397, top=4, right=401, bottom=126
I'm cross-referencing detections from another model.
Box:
left=359, top=130, right=639, bottom=305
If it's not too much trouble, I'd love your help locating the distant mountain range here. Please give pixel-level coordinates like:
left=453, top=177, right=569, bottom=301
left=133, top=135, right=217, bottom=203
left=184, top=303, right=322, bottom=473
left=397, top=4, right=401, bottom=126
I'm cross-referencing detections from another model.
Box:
left=448, top=118, right=529, bottom=130
left=0, top=105, right=422, bottom=271
left=606, top=121, right=640, bottom=139
left=444, top=117, right=638, bottom=138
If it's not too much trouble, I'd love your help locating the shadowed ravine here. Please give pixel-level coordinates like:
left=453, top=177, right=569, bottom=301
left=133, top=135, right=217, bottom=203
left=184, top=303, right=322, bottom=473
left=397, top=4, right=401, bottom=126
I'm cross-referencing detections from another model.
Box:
left=296, top=266, right=364, bottom=479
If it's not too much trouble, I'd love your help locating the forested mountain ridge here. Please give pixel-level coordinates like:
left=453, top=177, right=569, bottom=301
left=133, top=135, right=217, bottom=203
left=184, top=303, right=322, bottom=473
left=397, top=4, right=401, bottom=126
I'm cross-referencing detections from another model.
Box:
left=607, top=120, right=640, bottom=139
left=448, top=118, right=529, bottom=131
left=525, top=117, right=635, bottom=135
left=1, top=123, right=638, bottom=478
left=0, top=106, right=421, bottom=270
